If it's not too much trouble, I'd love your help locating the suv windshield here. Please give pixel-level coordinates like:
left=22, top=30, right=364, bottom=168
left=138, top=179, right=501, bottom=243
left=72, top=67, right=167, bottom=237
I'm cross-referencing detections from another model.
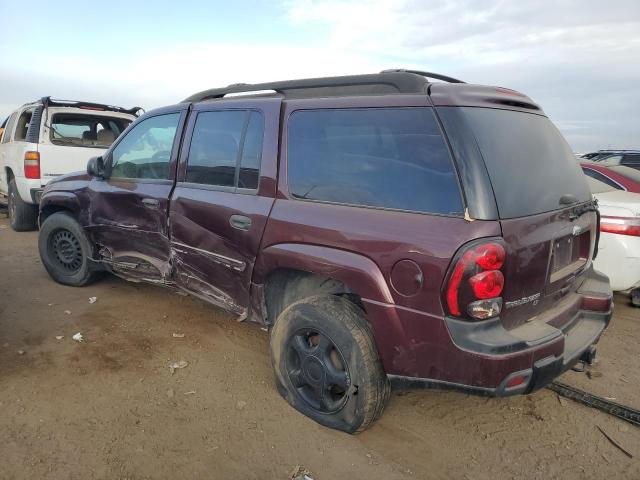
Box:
left=49, top=113, right=131, bottom=148
left=458, top=108, right=591, bottom=219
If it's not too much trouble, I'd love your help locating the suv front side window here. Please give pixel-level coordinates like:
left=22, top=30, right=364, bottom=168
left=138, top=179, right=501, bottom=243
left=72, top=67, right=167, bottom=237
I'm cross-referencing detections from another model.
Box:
left=287, top=107, right=463, bottom=215
left=110, top=113, right=180, bottom=180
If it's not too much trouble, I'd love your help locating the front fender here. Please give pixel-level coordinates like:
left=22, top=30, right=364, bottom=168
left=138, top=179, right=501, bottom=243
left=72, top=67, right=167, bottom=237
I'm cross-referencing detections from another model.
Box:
left=39, top=191, right=84, bottom=224
left=254, top=243, right=394, bottom=304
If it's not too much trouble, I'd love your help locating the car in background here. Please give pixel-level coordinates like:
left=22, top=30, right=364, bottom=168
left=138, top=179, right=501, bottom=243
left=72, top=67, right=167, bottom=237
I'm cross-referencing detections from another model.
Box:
left=587, top=177, right=640, bottom=306
left=581, top=162, right=640, bottom=193
left=0, top=97, right=141, bottom=231
left=582, top=150, right=640, bottom=170
left=0, top=117, right=6, bottom=140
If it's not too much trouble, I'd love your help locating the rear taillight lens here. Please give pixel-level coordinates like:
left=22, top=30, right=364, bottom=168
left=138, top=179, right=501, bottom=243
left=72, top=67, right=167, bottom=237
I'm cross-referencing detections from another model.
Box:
left=444, top=240, right=506, bottom=320
left=600, top=216, right=640, bottom=237
left=469, top=270, right=504, bottom=298
left=24, top=151, right=40, bottom=179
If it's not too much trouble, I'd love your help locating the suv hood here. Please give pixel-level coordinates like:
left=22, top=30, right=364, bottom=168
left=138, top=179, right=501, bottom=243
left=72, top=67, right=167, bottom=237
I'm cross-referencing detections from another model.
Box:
left=43, top=170, right=91, bottom=192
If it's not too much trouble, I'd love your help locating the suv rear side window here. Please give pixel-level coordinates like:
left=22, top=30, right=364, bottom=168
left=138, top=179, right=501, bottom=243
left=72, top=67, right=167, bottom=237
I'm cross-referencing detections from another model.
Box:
left=186, top=110, right=263, bottom=190
left=287, top=107, right=463, bottom=215
left=14, top=109, right=34, bottom=141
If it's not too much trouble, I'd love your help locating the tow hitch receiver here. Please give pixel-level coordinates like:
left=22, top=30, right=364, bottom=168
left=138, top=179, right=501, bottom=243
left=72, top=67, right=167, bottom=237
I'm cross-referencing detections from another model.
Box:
left=579, top=345, right=597, bottom=365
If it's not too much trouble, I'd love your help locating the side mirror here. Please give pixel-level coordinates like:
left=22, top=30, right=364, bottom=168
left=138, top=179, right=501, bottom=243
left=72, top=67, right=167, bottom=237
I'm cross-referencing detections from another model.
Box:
left=87, top=156, right=105, bottom=178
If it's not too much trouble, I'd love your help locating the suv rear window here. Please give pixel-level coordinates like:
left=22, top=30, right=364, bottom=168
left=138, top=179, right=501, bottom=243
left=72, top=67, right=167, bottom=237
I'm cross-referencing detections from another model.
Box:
left=50, top=113, right=131, bottom=148
left=459, top=108, right=591, bottom=218
left=287, top=107, right=463, bottom=215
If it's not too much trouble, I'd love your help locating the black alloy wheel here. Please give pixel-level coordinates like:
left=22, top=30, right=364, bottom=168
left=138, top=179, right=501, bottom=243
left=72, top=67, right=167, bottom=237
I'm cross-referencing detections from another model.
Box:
left=285, top=328, right=351, bottom=413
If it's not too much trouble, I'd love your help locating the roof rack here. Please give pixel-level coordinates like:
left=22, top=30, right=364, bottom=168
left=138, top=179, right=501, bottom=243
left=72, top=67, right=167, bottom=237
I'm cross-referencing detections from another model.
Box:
left=38, top=97, right=144, bottom=116
left=379, top=69, right=465, bottom=84
left=183, top=69, right=465, bottom=103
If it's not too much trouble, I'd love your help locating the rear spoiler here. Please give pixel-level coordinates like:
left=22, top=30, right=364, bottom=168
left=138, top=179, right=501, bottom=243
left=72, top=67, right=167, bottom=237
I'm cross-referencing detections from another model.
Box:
left=39, top=97, right=144, bottom=117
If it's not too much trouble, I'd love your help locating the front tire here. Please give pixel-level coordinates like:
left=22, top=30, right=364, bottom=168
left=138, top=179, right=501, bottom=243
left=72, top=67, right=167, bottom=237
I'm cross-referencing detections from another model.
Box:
left=8, top=178, right=38, bottom=231
left=38, top=212, right=100, bottom=286
left=270, top=295, right=389, bottom=433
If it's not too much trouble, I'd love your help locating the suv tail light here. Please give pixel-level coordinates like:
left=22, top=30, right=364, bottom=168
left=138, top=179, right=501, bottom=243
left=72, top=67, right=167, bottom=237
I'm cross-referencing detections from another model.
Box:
left=444, top=240, right=506, bottom=320
left=600, top=215, right=640, bottom=237
left=24, top=151, right=40, bottom=179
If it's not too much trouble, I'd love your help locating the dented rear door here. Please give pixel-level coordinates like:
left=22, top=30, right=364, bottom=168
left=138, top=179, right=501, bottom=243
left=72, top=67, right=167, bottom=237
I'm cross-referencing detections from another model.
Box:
left=169, top=97, right=280, bottom=317
left=86, top=107, right=188, bottom=282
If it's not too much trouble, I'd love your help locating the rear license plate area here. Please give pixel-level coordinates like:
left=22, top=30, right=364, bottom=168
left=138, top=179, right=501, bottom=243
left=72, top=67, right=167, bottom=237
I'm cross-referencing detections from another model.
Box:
left=552, top=236, right=575, bottom=272
left=549, top=231, right=589, bottom=284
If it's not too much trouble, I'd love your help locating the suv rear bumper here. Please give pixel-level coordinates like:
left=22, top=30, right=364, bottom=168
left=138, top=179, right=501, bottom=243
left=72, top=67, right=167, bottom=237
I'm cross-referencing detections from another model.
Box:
left=365, top=267, right=612, bottom=396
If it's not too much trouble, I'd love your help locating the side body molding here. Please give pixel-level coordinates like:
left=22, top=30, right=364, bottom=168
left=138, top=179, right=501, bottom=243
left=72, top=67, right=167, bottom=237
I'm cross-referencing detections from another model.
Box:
left=254, top=243, right=394, bottom=304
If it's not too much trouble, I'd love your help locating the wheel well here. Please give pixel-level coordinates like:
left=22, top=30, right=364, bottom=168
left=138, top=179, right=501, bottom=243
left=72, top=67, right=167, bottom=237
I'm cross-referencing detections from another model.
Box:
left=263, top=268, right=364, bottom=325
left=6, top=167, right=14, bottom=182
left=40, top=204, right=75, bottom=225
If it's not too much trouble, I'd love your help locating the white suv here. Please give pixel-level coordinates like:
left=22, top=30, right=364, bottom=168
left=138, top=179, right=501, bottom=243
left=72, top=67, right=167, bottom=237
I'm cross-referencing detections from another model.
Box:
left=0, top=97, right=140, bottom=230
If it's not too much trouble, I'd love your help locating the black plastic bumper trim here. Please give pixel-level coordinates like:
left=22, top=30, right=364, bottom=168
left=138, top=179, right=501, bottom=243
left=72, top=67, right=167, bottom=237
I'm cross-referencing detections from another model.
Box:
left=30, top=188, right=43, bottom=203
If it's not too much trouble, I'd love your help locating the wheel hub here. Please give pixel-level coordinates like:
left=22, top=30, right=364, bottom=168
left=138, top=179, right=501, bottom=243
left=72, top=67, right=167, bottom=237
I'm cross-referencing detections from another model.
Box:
left=302, top=356, right=324, bottom=383
left=285, top=329, right=351, bottom=414
left=48, top=229, right=83, bottom=273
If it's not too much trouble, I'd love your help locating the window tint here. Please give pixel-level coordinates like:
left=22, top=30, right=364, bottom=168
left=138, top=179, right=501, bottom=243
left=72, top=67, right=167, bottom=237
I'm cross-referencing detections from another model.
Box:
left=186, top=111, right=244, bottom=187
left=287, top=107, right=463, bottom=215
left=459, top=108, right=591, bottom=218
left=111, top=113, right=180, bottom=180
left=186, top=110, right=263, bottom=190
left=1, top=113, right=17, bottom=144
left=14, top=109, right=34, bottom=141
left=581, top=168, right=622, bottom=190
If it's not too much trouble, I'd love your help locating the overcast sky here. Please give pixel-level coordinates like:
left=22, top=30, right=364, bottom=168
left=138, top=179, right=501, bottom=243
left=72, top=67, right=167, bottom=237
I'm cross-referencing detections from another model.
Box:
left=1, top=0, right=638, bottom=151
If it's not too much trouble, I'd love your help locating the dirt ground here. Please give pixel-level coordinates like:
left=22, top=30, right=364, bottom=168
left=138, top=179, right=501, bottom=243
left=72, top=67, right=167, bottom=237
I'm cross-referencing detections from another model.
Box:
left=1, top=209, right=639, bottom=480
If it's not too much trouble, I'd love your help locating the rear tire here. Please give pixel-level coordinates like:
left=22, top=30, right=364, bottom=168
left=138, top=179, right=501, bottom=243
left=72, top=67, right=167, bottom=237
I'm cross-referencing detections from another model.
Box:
left=38, top=212, right=101, bottom=286
left=270, top=295, right=389, bottom=433
left=631, top=288, right=640, bottom=308
left=8, top=178, right=38, bottom=231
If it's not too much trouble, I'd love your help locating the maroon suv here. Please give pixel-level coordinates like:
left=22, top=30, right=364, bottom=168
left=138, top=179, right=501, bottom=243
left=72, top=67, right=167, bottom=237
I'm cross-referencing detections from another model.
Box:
left=38, top=70, right=613, bottom=433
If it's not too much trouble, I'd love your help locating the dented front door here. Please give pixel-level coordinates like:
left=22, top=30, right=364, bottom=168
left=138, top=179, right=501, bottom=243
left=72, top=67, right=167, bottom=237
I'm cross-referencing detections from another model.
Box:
left=87, top=107, right=187, bottom=282
left=169, top=98, right=280, bottom=317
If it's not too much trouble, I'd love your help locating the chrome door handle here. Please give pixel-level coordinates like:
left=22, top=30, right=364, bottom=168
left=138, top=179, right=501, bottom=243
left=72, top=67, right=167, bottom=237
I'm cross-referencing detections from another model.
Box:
left=142, top=198, right=160, bottom=208
left=229, top=214, right=252, bottom=231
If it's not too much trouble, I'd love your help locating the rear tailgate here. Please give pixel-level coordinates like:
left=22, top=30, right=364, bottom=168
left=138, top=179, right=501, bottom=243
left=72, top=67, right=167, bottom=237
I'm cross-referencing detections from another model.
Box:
left=452, top=106, right=595, bottom=330
left=37, top=143, right=108, bottom=185
left=500, top=208, right=596, bottom=329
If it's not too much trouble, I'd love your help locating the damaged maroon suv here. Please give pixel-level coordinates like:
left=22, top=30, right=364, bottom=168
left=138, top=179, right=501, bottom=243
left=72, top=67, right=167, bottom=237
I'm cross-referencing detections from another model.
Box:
left=38, top=70, right=613, bottom=433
